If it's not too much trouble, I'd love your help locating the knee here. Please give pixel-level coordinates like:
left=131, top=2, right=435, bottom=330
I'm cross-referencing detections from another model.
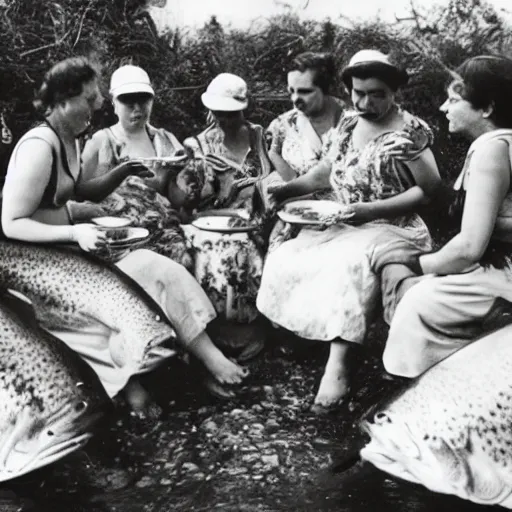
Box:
left=391, top=278, right=439, bottom=323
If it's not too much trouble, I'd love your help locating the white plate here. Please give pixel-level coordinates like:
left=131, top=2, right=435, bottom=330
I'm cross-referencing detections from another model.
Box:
left=277, top=200, right=353, bottom=225
left=191, top=216, right=257, bottom=233
left=91, top=216, right=132, bottom=228
left=107, top=227, right=150, bottom=246
left=137, top=155, right=188, bottom=165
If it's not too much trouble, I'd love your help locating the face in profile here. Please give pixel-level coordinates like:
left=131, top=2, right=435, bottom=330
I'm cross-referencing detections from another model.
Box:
left=287, top=68, right=325, bottom=116
left=211, top=110, right=244, bottom=130
left=439, top=81, right=481, bottom=136
left=114, top=93, right=154, bottom=129
left=62, top=79, right=103, bottom=136
left=351, top=77, right=395, bottom=121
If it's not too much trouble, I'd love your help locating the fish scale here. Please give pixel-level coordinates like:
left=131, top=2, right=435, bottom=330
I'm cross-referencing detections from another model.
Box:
left=361, top=324, right=512, bottom=508
left=0, top=240, right=177, bottom=369
left=0, top=292, right=109, bottom=481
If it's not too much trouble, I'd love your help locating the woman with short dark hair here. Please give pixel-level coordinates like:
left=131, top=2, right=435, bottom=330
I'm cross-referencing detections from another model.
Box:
left=380, top=54, right=512, bottom=378
left=257, top=49, right=441, bottom=413
left=267, top=51, right=346, bottom=182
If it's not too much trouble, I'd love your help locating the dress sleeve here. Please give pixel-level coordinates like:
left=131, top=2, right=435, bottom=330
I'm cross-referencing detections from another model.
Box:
left=266, top=116, right=284, bottom=154
left=392, top=115, right=434, bottom=162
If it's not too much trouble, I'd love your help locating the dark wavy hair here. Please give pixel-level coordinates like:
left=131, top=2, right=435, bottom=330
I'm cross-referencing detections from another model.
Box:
left=33, top=56, right=98, bottom=115
left=452, top=55, right=512, bottom=128
left=289, top=52, right=336, bottom=94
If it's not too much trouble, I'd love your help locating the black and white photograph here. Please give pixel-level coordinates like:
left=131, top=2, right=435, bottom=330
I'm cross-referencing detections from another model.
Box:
left=1, top=0, right=512, bottom=510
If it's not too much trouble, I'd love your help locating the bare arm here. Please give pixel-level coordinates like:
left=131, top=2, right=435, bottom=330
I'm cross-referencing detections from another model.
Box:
left=349, top=147, right=441, bottom=223
left=77, top=135, right=151, bottom=201
left=2, top=138, right=104, bottom=250
left=269, top=148, right=297, bottom=181
left=270, top=158, right=332, bottom=202
left=420, top=140, right=510, bottom=274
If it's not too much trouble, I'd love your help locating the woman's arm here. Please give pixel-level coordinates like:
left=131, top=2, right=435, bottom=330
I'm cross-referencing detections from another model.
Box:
left=420, top=140, right=510, bottom=275
left=77, top=135, right=151, bottom=201
left=269, top=158, right=332, bottom=202
left=349, top=147, right=442, bottom=223
left=269, top=149, right=297, bottom=181
left=2, top=138, right=103, bottom=250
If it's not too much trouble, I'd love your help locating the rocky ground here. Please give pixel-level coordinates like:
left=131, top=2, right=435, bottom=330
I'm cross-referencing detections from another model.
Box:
left=0, top=321, right=502, bottom=512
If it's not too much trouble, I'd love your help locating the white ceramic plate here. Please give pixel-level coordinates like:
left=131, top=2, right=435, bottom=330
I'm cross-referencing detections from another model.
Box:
left=277, top=200, right=353, bottom=225
left=137, top=154, right=188, bottom=165
left=191, top=215, right=257, bottom=233
left=107, top=227, right=150, bottom=247
left=91, top=216, right=132, bottom=228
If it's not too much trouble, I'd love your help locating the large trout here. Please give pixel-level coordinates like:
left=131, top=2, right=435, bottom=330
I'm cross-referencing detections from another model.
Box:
left=361, top=323, right=512, bottom=509
left=0, top=291, right=109, bottom=481
left=0, top=240, right=177, bottom=375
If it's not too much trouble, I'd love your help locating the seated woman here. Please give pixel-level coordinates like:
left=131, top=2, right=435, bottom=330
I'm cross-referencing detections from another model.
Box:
left=78, top=65, right=194, bottom=269
left=380, top=55, right=512, bottom=378
left=181, top=73, right=272, bottom=355
left=1, top=57, right=248, bottom=410
left=257, top=50, right=441, bottom=413
left=267, top=51, right=346, bottom=182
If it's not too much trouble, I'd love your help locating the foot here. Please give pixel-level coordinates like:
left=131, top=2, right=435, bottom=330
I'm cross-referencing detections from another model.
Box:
left=312, top=370, right=350, bottom=414
left=124, top=379, right=161, bottom=419
left=203, top=353, right=249, bottom=385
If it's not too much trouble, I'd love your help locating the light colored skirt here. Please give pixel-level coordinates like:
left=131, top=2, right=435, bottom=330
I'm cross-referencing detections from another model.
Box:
left=383, top=264, right=512, bottom=378
left=50, top=249, right=216, bottom=397
left=257, top=220, right=431, bottom=343
left=182, top=224, right=263, bottom=323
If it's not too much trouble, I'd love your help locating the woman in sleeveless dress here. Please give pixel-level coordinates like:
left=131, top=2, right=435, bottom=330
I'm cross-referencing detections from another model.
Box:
left=380, top=55, right=512, bottom=378
left=1, top=58, right=248, bottom=412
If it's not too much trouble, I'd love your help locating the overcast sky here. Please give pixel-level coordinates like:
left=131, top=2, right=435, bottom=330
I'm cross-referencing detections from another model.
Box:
left=150, top=0, right=512, bottom=31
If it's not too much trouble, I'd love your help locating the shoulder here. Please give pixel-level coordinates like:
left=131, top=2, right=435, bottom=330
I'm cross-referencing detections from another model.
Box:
left=83, top=128, right=112, bottom=151
left=471, top=138, right=511, bottom=173
left=400, top=110, right=434, bottom=146
left=268, top=109, right=299, bottom=130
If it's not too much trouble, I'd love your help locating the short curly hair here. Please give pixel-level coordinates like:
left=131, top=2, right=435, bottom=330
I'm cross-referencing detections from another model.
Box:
left=289, top=52, right=336, bottom=94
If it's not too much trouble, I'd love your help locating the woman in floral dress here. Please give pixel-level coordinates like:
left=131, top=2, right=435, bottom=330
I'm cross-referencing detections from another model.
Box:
left=182, top=73, right=272, bottom=335
left=267, top=51, right=346, bottom=181
left=257, top=50, right=442, bottom=412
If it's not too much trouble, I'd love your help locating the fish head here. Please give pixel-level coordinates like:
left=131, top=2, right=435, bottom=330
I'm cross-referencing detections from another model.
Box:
left=0, top=378, right=109, bottom=482
left=360, top=405, right=512, bottom=507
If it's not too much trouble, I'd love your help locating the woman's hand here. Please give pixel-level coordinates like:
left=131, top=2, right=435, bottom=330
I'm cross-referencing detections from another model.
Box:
left=215, top=177, right=257, bottom=207
left=113, top=159, right=154, bottom=179
left=70, top=224, right=106, bottom=252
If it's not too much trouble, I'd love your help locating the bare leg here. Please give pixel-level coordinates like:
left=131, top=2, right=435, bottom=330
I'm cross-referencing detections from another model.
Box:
left=312, top=339, right=351, bottom=412
left=188, top=331, right=249, bottom=384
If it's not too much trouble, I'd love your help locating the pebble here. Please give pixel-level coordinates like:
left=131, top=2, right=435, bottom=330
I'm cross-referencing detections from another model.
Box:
left=230, top=408, right=245, bottom=416
left=265, top=419, right=280, bottom=434
left=159, top=478, right=172, bottom=486
left=261, top=455, right=280, bottom=468
left=181, top=462, right=200, bottom=473
left=135, top=476, right=154, bottom=488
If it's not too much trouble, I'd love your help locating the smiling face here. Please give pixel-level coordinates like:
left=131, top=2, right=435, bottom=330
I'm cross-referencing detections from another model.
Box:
left=439, top=81, right=485, bottom=138
left=351, top=77, right=395, bottom=121
left=62, top=79, right=103, bottom=136
left=114, top=92, right=154, bottom=131
left=287, top=68, right=325, bottom=116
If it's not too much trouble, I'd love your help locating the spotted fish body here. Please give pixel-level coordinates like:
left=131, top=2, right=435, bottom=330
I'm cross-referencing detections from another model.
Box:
left=0, top=292, right=109, bottom=481
left=360, top=324, right=512, bottom=508
left=0, top=240, right=177, bottom=371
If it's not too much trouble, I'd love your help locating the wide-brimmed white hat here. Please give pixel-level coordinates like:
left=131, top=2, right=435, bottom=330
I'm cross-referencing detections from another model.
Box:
left=201, top=73, right=249, bottom=111
left=341, top=49, right=409, bottom=89
left=110, top=65, right=155, bottom=98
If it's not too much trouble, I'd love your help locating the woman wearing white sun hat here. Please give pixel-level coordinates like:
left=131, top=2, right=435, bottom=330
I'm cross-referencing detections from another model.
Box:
left=181, top=73, right=273, bottom=362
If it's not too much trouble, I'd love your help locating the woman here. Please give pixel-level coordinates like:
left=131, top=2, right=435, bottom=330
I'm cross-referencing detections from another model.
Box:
left=78, top=64, right=194, bottom=269
left=380, top=55, right=512, bottom=378
left=257, top=50, right=441, bottom=413
left=182, top=73, right=272, bottom=351
left=267, top=51, right=346, bottom=182
left=1, top=57, right=248, bottom=411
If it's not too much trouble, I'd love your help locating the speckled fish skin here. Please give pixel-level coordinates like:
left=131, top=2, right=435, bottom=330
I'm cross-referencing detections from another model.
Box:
left=0, top=240, right=177, bottom=370
left=360, top=324, right=512, bottom=509
left=0, top=292, right=109, bottom=482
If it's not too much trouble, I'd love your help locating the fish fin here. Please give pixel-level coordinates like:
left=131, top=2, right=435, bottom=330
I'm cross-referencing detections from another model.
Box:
left=0, top=408, right=34, bottom=472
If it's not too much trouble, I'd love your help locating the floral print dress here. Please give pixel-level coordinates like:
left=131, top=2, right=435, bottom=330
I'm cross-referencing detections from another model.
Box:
left=257, top=109, right=434, bottom=343
left=182, top=122, right=272, bottom=323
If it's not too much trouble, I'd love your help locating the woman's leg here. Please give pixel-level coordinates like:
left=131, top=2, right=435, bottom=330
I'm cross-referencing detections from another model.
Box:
left=312, top=339, right=352, bottom=412
left=117, top=249, right=249, bottom=387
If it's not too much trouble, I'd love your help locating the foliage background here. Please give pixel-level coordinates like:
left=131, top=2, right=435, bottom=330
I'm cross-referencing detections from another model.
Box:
left=0, top=0, right=511, bottom=233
